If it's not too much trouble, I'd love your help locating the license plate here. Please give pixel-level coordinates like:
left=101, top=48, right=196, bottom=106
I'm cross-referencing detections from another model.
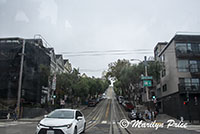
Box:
left=47, top=130, right=54, bottom=134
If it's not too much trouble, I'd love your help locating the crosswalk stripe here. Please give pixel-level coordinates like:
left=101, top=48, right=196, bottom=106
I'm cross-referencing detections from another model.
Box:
left=0, top=122, right=32, bottom=127
left=101, top=121, right=107, bottom=124
left=196, top=130, right=200, bottom=132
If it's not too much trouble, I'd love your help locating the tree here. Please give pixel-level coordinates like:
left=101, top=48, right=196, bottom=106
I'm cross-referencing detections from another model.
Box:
left=107, top=59, right=161, bottom=101
left=55, top=68, right=110, bottom=108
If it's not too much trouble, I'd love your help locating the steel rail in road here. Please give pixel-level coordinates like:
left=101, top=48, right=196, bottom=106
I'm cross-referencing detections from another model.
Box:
left=85, top=99, right=108, bottom=131
left=114, top=96, right=132, bottom=134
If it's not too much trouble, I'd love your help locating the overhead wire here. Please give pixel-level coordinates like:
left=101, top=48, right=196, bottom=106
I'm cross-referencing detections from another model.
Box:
left=61, top=49, right=153, bottom=57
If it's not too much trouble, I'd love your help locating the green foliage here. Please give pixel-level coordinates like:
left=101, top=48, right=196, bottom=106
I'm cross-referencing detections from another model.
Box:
left=107, top=59, right=161, bottom=96
left=55, top=68, right=110, bottom=104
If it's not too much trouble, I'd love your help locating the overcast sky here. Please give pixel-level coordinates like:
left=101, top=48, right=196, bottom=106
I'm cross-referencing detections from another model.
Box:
left=1, top=0, right=200, bottom=77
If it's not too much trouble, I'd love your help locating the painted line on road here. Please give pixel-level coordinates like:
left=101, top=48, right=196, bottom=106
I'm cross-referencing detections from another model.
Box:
left=101, top=121, right=107, bottom=124
left=0, top=121, right=32, bottom=127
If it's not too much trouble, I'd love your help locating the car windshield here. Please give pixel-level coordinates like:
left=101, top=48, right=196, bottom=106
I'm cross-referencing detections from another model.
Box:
left=47, top=110, right=74, bottom=119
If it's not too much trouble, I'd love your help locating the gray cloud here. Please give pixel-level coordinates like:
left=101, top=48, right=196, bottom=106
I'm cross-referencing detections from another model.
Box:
left=1, top=0, right=200, bottom=77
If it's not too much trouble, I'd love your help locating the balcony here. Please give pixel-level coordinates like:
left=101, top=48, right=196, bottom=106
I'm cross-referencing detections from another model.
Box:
left=179, top=84, right=200, bottom=94
left=176, top=50, right=200, bottom=59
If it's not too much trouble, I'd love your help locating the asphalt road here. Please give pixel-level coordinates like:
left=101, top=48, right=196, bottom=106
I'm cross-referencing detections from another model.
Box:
left=0, top=87, right=200, bottom=134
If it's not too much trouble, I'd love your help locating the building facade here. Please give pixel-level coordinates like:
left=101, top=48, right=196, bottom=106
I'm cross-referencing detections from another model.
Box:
left=155, top=33, right=200, bottom=120
left=0, top=38, right=51, bottom=107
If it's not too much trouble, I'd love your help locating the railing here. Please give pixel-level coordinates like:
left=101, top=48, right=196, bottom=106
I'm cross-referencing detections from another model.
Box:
left=176, top=50, right=200, bottom=58
left=179, top=84, right=200, bottom=93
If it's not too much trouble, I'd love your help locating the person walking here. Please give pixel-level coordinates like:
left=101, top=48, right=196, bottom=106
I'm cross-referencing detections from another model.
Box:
left=7, top=112, right=10, bottom=120
left=13, top=108, right=17, bottom=121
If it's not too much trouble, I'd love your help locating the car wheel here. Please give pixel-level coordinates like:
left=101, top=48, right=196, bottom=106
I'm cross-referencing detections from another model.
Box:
left=82, top=123, right=86, bottom=133
left=74, top=127, right=77, bottom=134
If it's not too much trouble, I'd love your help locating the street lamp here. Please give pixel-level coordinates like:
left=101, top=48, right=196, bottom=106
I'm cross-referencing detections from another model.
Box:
left=130, top=58, right=142, bottom=62
left=131, top=57, right=150, bottom=102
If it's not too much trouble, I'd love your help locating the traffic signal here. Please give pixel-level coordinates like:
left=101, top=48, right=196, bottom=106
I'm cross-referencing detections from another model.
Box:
left=152, top=96, right=156, bottom=99
left=183, top=101, right=188, bottom=105
left=53, top=95, right=56, bottom=99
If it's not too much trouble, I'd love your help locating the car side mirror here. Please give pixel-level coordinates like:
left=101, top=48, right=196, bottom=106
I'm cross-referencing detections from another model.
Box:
left=44, top=115, right=48, bottom=118
left=77, top=116, right=83, bottom=121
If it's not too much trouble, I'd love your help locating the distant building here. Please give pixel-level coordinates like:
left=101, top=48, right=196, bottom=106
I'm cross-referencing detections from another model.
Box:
left=0, top=38, right=51, bottom=107
left=82, top=73, right=88, bottom=78
left=47, top=48, right=57, bottom=74
left=56, top=54, right=65, bottom=74
left=154, top=42, right=167, bottom=61
left=155, top=33, right=200, bottom=120
left=63, top=59, right=72, bottom=73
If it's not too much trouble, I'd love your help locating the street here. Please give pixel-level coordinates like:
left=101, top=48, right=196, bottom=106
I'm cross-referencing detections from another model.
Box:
left=0, top=87, right=200, bottom=134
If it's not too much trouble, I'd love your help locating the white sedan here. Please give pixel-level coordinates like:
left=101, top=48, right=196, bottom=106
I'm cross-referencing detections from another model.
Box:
left=36, top=109, right=86, bottom=134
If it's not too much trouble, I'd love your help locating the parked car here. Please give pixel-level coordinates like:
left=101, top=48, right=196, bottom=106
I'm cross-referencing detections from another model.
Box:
left=36, top=109, right=86, bottom=134
left=102, top=93, right=106, bottom=99
left=88, top=99, right=97, bottom=107
left=117, top=96, right=124, bottom=104
left=122, top=101, right=134, bottom=111
left=96, top=97, right=100, bottom=103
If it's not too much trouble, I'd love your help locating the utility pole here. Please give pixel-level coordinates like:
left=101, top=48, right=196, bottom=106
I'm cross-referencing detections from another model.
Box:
left=130, top=57, right=150, bottom=103
left=144, top=56, right=149, bottom=102
left=16, top=39, right=25, bottom=119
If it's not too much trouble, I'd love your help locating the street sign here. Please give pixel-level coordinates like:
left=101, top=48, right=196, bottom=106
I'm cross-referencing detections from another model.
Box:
left=143, top=80, right=152, bottom=87
left=141, top=76, right=153, bottom=80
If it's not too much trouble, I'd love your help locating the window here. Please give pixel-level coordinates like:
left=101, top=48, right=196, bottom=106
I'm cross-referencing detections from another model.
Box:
left=162, top=84, right=167, bottom=92
left=179, top=78, right=200, bottom=91
left=189, top=60, right=198, bottom=72
left=176, top=43, right=187, bottom=53
left=191, top=43, right=200, bottom=53
left=176, top=43, right=200, bottom=54
left=178, top=60, right=189, bottom=72
left=162, top=54, right=165, bottom=62
left=75, top=111, right=83, bottom=119
left=162, top=68, right=166, bottom=77
left=191, top=78, right=199, bottom=91
left=184, top=78, right=191, bottom=86
left=187, top=43, right=192, bottom=52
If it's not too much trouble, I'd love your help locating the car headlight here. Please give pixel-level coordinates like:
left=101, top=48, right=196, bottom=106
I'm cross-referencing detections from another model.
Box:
left=37, top=123, right=46, bottom=128
left=65, top=123, right=73, bottom=129
left=54, top=123, right=73, bottom=129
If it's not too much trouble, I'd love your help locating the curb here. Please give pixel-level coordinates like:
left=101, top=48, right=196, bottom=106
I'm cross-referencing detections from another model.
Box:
left=0, top=105, right=88, bottom=123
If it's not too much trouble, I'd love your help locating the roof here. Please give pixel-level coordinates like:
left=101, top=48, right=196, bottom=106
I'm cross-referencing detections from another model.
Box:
left=63, top=59, right=69, bottom=64
left=47, top=47, right=54, bottom=51
left=56, top=54, right=62, bottom=59
left=158, top=32, right=200, bottom=56
left=154, top=42, right=168, bottom=52
left=54, top=109, right=79, bottom=112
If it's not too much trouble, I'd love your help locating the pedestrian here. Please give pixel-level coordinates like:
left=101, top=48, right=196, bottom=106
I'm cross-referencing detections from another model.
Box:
left=13, top=108, right=17, bottom=121
left=7, top=112, right=10, bottom=120
left=145, top=109, right=150, bottom=120
left=152, top=111, right=155, bottom=121
left=148, top=110, right=151, bottom=120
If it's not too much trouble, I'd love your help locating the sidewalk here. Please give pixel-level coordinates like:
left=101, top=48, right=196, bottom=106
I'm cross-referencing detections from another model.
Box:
left=155, top=114, right=200, bottom=125
left=156, top=114, right=181, bottom=123
left=0, top=105, right=88, bottom=122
